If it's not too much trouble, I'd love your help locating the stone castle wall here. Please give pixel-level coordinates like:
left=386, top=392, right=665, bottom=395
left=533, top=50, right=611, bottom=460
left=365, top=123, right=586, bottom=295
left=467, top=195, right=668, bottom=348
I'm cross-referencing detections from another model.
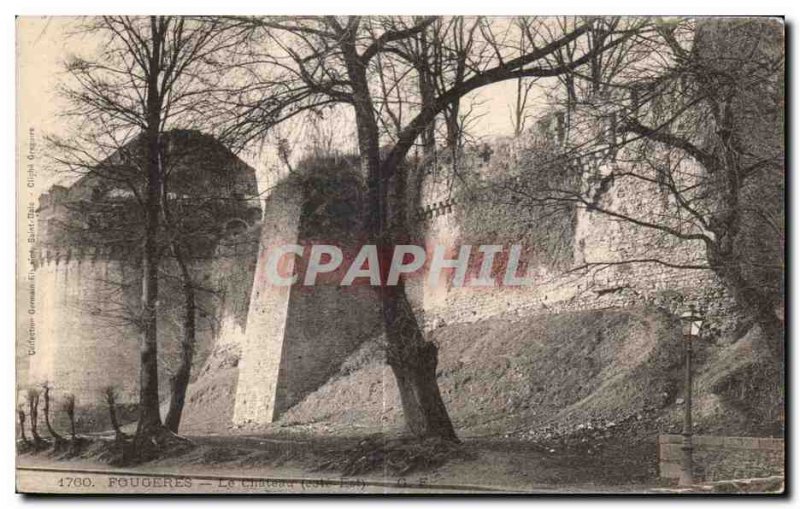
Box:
left=25, top=131, right=737, bottom=429
left=25, top=131, right=262, bottom=415
left=410, top=139, right=735, bottom=332
left=28, top=251, right=247, bottom=407
left=227, top=139, right=737, bottom=428
left=233, top=184, right=304, bottom=424
left=232, top=176, right=382, bottom=425
left=208, top=226, right=263, bottom=350
left=28, top=256, right=141, bottom=404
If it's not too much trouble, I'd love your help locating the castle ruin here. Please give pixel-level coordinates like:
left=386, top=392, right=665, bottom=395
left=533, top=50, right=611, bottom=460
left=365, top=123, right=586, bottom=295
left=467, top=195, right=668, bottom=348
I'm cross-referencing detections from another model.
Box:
left=27, top=119, right=738, bottom=430
left=28, top=130, right=261, bottom=409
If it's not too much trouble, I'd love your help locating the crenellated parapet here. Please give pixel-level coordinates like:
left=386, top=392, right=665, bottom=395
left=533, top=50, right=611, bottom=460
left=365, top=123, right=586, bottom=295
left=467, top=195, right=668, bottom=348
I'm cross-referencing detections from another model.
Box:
left=415, top=198, right=458, bottom=221
left=34, top=246, right=136, bottom=268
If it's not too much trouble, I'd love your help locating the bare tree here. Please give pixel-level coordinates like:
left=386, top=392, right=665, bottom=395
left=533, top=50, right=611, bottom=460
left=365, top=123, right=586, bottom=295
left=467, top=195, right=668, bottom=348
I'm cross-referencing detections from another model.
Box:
left=41, top=382, right=64, bottom=443
left=160, top=172, right=201, bottom=434
left=52, top=16, right=248, bottom=451
left=18, top=407, right=29, bottom=445
left=229, top=16, right=645, bottom=440
left=509, top=18, right=540, bottom=137
left=26, top=388, right=43, bottom=444
left=158, top=137, right=258, bottom=434
left=162, top=252, right=195, bottom=434
left=512, top=18, right=784, bottom=357
left=62, top=394, right=77, bottom=441
left=102, top=386, right=126, bottom=439
left=379, top=17, right=485, bottom=159
left=49, top=133, right=251, bottom=436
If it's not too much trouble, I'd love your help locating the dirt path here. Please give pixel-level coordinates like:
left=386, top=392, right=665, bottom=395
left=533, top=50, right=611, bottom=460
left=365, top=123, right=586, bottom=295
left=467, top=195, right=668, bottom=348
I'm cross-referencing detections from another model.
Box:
left=17, top=432, right=659, bottom=494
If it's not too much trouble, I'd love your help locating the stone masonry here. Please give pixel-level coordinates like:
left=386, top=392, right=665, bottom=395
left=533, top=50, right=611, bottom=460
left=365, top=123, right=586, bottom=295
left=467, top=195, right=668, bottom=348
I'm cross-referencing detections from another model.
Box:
left=232, top=169, right=382, bottom=425
left=27, top=131, right=260, bottom=407
left=407, top=137, right=734, bottom=334
left=659, top=434, right=784, bottom=481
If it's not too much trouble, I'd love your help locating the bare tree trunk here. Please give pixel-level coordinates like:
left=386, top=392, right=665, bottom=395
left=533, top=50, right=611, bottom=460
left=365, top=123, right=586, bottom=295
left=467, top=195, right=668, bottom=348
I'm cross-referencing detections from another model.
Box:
left=441, top=17, right=466, bottom=152
left=28, top=392, right=42, bottom=443
left=104, top=388, right=124, bottom=438
left=137, top=131, right=163, bottom=434
left=42, top=385, right=63, bottom=442
left=342, top=32, right=458, bottom=442
left=64, top=396, right=77, bottom=440
left=708, top=114, right=784, bottom=362
left=384, top=284, right=458, bottom=440
left=18, top=410, right=29, bottom=444
left=136, top=17, right=166, bottom=439
left=388, top=153, right=457, bottom=441
left=443, top=104, right=461, bottom=151
left=416, top=27, right=437, bottom=158
left=164, top=243, right=196, bottom=434
left=709, top=245, right=784, bottom=361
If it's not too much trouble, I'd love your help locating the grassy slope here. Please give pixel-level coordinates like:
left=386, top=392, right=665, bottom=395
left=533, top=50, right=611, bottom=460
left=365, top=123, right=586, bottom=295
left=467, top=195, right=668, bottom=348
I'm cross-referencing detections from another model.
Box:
left=279, top=309, right=680, bottom=434
left=279, top=307, right=782, bottom=439
left=179, top=343, right=241, bottom=434
left=182, top=307, right=783, bottom=442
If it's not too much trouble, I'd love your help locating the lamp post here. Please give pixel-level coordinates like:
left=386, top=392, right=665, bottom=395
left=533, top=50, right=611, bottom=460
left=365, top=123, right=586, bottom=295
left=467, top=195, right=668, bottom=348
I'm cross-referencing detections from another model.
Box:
left=678, top=304, right=704, bottom=486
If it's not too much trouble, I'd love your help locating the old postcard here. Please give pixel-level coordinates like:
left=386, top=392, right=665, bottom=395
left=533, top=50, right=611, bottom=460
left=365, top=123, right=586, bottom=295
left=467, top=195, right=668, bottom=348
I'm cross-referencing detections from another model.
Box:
left=15, top=15, right=785, bottom=495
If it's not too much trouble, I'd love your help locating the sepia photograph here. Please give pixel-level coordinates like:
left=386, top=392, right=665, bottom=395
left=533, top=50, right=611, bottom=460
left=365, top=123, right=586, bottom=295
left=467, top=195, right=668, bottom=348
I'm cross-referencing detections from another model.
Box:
left=13, top=9, right=786, bottom=496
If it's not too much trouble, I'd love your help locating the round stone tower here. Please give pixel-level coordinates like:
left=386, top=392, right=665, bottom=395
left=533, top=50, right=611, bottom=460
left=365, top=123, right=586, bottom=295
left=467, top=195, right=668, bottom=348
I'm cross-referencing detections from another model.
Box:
left=27, top=130, right=261, bottom=414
